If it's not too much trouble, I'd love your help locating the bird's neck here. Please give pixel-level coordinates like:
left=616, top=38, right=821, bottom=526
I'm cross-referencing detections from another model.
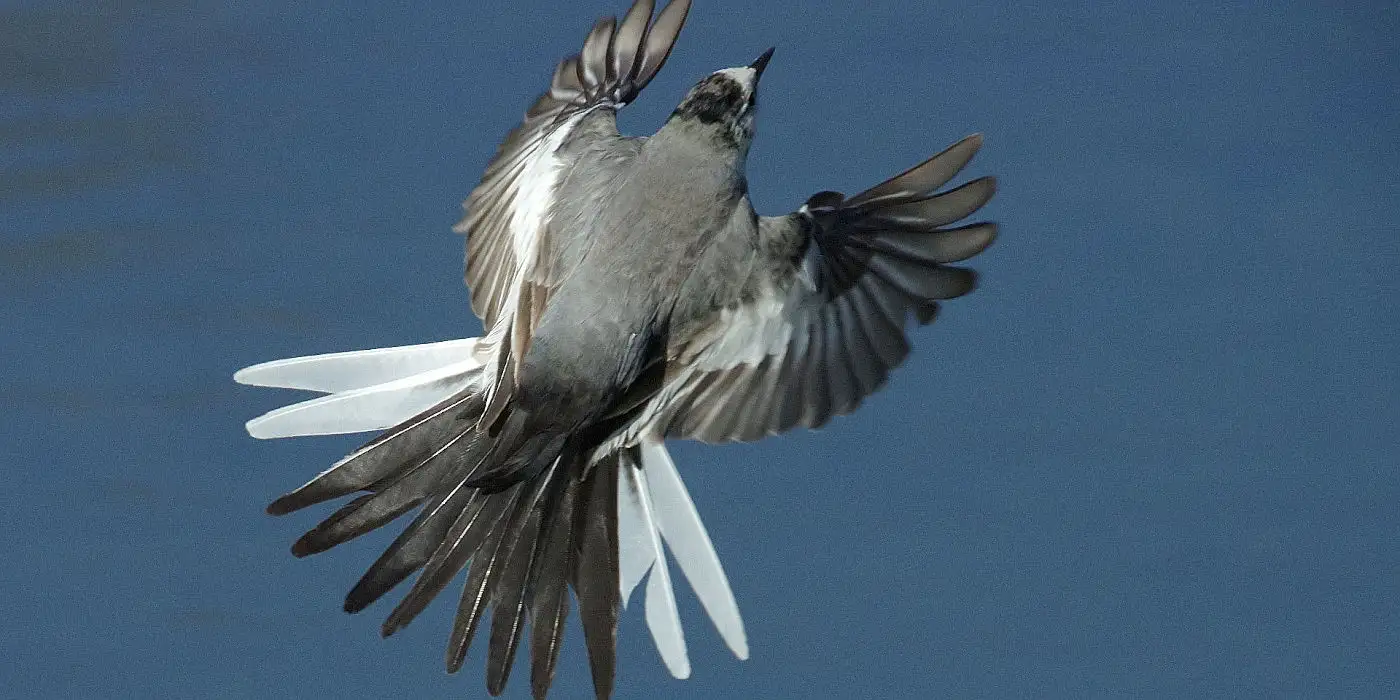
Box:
left=650, top=119, right=752, bottom=175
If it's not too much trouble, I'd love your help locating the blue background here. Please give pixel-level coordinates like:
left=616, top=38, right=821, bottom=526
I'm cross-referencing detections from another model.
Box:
left=3, top=1, right=1396, bottom=697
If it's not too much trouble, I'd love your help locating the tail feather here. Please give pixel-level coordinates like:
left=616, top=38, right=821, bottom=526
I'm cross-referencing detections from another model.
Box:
left=234, top=338, right=483, bottom=393
left=384, top=485, right=521, bottom=636
left=574, top=456, right=622, bottom=700
left=344, top=484, right=483, bottom=613
left=621, top=448, right=689, bottom=678
left=444, top=500, right=514, bottom=673
left=485, top=495, right=546, bottom=694
left=267, top=389, right=481, bottom=516
left=637, top=442, right=748, bottom=659
left=243, top=361, right=481, bottom=439
left=528, top=476, right=576, bottom=698
left=243, top=339, right=747, bottom=697
left=291, top=484, right=426, bottom=558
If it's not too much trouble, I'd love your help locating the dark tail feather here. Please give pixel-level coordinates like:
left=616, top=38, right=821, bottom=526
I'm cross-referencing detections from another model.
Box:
left=382, top=487, right=519, bottom=636
left=343, top=482, right=483, bottom=613
left=267, top=387, right=484, bottom=516
left=528, top=479, right=576, bottom=698
left=573, top=457, right=621, bottom=700
left=484, top=495, right=546, bottom=694
left=440, top=454, right=623, bottom=700
left=464, top=408, right=570, bottom=491
left=272, top=384, right=624, bottom=698
left=285, top=410, right=492, bottom=559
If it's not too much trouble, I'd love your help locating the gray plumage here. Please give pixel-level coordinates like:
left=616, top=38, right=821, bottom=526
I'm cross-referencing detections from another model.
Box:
left=250, top=1, right=996, bottom=698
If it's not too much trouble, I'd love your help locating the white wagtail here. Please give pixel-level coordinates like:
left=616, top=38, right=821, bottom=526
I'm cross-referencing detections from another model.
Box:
left=235, top=0, right=996, bottom=697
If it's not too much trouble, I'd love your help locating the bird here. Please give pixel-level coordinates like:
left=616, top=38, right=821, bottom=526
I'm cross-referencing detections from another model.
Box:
left=233, top=0, right=997, bottom=698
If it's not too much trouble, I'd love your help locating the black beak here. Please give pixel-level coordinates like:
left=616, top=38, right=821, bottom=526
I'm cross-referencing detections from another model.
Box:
left=749, top=47, right=775, bottom=79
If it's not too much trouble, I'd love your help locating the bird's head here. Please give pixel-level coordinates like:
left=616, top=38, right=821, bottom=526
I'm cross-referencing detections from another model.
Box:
left=667, top=47, right=774, bottom=155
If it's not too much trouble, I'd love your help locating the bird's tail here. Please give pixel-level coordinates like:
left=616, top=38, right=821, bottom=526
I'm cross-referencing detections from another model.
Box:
left=236, top=339, right=746, bottom=698
left=246, top=363, right=618, bottom=697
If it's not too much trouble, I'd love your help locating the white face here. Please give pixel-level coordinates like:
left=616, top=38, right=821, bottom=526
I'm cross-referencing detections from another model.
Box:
left=671, top=66, right=761, bottom=154
left=711, top=67, right=758, bottom=144
left=712, top=66, right=759, bottom=108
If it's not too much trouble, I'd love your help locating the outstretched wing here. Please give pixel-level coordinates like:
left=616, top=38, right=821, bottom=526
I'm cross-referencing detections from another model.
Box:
left=659, top=134, right=997, bottom=442
left=454, top=0, right=692, bottom=335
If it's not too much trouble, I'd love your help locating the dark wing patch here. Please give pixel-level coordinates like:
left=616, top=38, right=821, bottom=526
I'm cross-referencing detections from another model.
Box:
left=662, top=134, right=997, bottom=443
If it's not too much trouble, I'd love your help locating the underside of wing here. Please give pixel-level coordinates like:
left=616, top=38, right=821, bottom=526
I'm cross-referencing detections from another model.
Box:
left=454, top=0, right=693, bottom=335
left=662, top=134, right=998, bottom=443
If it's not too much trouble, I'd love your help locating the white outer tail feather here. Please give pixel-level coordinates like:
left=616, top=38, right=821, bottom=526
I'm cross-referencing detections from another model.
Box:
left=620, top=456, right=690, bottom=678
left=243, top=360, right=483, bottom=439
left=234, top=338, right=483, bottom=393
left=235, top=337, right=747, bottom=676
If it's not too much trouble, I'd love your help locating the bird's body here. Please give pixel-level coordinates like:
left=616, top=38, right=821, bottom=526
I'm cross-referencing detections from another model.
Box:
left=522, top=121, right=752, bottom=420
left=235, top=1, right=997, bottom=698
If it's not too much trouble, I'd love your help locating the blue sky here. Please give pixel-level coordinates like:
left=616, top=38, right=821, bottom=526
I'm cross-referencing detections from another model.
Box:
left=2, top=1, right=1396, bottom=697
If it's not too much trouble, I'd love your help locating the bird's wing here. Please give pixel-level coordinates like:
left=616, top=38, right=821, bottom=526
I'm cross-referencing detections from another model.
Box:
left=455, top=0, right=691, bottom=335
left=658, top=134, right=996, bottom=443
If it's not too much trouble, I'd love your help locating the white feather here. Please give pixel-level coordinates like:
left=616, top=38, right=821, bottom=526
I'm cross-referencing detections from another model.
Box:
left=631, top=463, right=690, bottom=679
left=510, top=118, right=574, bottom=267
left=506, top=107, right=600, bottom=285
left=233, top=338, right=482, bottom=393
left=641, top=441, right=750, bottom=660
left=618, top=457, right=659, bottom=608
left=243, top=360, right=480, bottom=439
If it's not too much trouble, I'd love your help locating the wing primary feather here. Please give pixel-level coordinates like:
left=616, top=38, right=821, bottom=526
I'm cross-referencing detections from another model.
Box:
left=611, top=0, right=654, bottom=88
left=634, top=0, right=691, bottom=91
left=550, top=56, right=585, bottom=101
left=863, top=176, right=997, bottom=230
left=864, top=255, right=978, bottom=301
left=846, top=133, right=983, bottom=208
left=580, top=17, right=617, bottom=91
left=856, top=222, right=998, bottom=265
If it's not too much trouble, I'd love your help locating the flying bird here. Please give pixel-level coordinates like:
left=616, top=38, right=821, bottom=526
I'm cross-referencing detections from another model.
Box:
left=234, top=0, right=997, bottom=697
